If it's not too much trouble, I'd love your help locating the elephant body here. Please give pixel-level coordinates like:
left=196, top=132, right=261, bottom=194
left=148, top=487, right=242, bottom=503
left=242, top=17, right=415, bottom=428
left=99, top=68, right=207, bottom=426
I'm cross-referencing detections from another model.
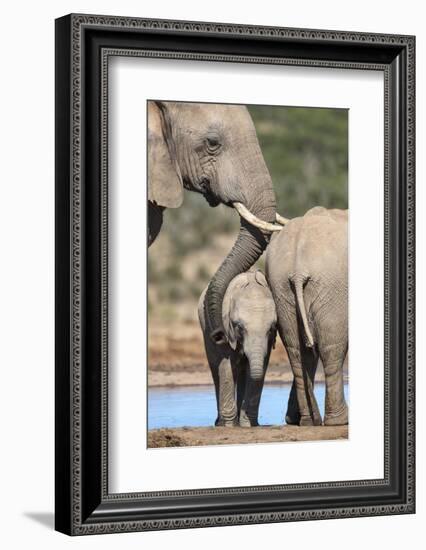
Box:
left=148, top=101, right=283, bottom=345
left=198, top=270, right=277, bottom=427
left=266, top=207, right=348, bottom=426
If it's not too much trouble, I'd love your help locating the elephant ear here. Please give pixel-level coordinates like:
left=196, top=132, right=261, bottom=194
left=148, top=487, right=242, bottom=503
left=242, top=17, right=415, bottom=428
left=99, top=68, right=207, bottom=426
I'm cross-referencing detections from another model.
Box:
left=222, top=290, right=238, bottom=351
left=254, top=269, right=268, bottom=287
left=147, top=101, right=183, bottom=209
left=226, top=301, right=238, bottom=351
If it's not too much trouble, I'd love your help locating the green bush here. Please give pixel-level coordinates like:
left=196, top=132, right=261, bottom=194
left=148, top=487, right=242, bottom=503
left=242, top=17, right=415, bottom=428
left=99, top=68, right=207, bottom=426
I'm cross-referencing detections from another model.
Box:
left=248, top=105, right=348, bottom=218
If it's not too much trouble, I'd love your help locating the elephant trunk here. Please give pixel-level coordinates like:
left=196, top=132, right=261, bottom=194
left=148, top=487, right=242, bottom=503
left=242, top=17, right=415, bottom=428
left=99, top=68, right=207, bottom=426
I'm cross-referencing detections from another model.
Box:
left=205, top=188, right=276, bottom=344
left=248, top=358, right=266, bottom=382
left=246, top=342, right=267, bottom=381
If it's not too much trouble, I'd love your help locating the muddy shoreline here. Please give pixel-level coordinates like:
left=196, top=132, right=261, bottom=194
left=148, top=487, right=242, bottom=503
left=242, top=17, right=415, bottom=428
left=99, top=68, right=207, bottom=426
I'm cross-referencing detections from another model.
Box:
left=149, top=362, right=348, bottom=388
left=149, top=363, right=297, bottom=387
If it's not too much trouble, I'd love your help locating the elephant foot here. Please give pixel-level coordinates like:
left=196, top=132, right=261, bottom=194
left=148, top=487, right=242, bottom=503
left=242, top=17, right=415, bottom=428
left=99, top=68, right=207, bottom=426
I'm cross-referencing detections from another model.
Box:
left=299, top=414, right=323, bottom=427
left=324, top=406, right=348, bottom=426
left=215, top=417, right=238, bottom=427
left=239, top=415, right=259, bottom=428
left=285, top=411, right=301, bottom=425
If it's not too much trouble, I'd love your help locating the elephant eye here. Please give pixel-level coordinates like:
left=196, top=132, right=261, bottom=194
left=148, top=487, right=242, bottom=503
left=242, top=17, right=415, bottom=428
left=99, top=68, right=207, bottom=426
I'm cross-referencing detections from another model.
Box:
left=233, top=321, right=244, bottom=333
left=205, top=136, right=221, bottom=152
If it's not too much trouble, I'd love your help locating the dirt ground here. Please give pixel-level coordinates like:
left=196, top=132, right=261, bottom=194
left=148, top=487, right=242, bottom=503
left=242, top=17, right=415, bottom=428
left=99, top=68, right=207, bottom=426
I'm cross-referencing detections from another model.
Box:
left=148, top=425, right=348, bottom=448
left=148, top=321, right=349, bottom=446
left=148, top=320, right=348, bottom=387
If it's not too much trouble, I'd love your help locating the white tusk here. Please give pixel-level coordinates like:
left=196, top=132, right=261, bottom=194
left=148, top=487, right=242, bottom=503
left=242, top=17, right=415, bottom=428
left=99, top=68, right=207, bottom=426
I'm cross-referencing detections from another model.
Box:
left=276, top=213, right=290, bottom=225
left=233, top=202, right=283, bottom=232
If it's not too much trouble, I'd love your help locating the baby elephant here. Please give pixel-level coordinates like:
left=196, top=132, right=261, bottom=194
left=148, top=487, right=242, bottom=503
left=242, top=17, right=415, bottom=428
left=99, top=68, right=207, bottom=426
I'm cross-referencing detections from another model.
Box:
left=198, top=270, right=277, bottom=427
left=266, top=207, right=348, bottom=427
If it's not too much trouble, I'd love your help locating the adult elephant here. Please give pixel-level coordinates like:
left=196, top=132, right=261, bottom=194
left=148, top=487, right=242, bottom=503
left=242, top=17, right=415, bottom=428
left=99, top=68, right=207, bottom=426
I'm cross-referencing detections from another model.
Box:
left=148, top=100, right=285, bottom=345
left=265, top=207, right=348, bottom=426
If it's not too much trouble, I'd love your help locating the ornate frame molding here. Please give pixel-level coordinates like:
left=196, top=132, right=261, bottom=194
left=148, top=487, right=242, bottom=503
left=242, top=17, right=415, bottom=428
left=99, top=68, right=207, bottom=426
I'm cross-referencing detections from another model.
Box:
left=55, top=14, right=415, bottom=535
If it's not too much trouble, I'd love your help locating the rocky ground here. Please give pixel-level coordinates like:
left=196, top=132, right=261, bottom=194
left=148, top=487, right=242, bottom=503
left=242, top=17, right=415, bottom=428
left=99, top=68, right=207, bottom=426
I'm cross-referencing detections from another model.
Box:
left=148, top=425, right=349, bottom=448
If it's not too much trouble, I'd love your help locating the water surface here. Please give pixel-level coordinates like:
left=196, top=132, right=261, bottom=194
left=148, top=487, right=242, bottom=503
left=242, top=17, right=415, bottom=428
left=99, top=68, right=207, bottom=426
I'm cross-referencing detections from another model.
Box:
left=148, top=383, right=349, bottom=429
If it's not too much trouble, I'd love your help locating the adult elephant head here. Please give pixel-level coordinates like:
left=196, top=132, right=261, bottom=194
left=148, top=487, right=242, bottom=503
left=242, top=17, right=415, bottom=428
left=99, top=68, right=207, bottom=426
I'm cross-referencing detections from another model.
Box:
left=148, top=100, right=285, bottom=345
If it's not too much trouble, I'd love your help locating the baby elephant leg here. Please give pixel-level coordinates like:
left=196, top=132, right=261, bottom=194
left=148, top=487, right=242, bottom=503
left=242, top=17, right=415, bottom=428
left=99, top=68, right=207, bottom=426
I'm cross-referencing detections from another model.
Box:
left=239, top=372, right=266, bottom=427
left=236, top=364, right=247, bottom=423
left=216, top=356, right=238, bottom=427
left=320, top=343, right=348, bottom=426
left=202, top=333, right=237, bottom=427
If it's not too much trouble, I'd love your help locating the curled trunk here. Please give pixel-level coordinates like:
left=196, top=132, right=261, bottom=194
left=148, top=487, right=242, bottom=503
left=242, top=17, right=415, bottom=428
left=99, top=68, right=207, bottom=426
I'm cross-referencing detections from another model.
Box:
left=205, top=184, right=276, bottom=344
left=205, top=219, right=270, bottom=344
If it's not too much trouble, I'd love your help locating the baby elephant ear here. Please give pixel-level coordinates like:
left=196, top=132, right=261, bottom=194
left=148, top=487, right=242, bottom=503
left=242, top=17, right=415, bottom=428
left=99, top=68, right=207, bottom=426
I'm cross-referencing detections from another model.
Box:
left=227, top=322, right=238, bottom=351
left=254, top=270, right=268, bottom=287
left=223, top=297, right=238, bottom=350
left=147, top=101, right=183, bottom=209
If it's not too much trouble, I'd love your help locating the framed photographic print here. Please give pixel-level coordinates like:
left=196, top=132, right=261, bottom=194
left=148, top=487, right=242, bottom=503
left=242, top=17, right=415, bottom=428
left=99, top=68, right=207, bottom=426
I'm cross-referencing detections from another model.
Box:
left=55, top=14, right=415, bottom=535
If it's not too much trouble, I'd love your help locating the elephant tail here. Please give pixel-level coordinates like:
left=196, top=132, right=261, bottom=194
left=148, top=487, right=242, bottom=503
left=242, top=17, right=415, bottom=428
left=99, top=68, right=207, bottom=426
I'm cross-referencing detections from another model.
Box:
left=291, top=275, right=315, bottom=349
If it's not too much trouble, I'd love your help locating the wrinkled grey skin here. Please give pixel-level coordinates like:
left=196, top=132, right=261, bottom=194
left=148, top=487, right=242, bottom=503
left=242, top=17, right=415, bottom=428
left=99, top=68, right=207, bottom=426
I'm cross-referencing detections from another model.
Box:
left=266, top=207, right=348, bottom=426
left=148, top=101, right=277, bottom=345
left=198, top=271, right=277, bottom=427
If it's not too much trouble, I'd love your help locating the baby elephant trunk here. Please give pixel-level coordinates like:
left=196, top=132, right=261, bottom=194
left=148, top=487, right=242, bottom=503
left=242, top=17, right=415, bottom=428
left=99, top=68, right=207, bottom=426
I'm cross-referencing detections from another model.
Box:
left=246, top=342, right=268, bottom=382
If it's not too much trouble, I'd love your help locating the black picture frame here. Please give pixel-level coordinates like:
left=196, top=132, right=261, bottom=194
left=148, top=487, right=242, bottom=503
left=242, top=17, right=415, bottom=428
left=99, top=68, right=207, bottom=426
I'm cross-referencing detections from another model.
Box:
left=55, top=13, right=415, bottom=535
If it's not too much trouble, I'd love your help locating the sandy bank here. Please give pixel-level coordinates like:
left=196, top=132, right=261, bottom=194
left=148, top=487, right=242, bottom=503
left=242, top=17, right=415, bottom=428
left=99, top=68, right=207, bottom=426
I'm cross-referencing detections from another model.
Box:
left=148, top=425, right=348, bottom=448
